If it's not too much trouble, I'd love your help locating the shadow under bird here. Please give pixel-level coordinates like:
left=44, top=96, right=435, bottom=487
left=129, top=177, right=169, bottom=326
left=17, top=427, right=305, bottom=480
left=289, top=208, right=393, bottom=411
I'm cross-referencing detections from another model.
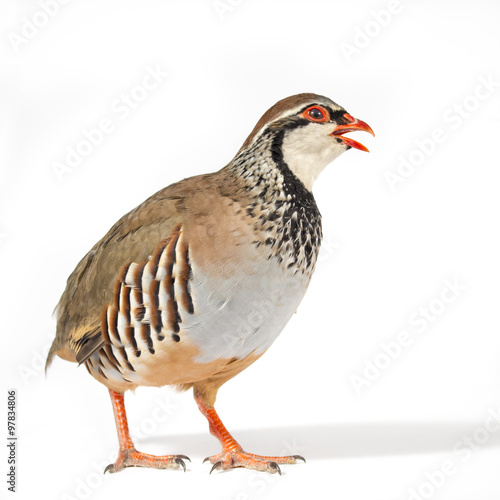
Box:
left=46, top=93, right=374, bottom=474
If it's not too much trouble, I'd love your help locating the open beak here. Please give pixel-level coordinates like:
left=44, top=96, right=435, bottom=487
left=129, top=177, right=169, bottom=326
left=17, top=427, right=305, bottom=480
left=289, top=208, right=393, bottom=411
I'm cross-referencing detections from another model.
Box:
left=331, top=113, right=375, bottom=152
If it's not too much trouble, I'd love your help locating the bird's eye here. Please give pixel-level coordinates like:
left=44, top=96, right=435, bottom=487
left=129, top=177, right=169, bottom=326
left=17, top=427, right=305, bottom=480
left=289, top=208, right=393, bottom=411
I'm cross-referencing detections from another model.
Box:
left=303, top=106, right=328, bottom=122
left=308, top=108, right=324, bottom=120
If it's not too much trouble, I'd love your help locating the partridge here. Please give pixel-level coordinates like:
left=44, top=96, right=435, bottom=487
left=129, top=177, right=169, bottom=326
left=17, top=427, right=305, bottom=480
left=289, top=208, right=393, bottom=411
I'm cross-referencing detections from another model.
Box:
left=46, top=93, right=374, bottom=474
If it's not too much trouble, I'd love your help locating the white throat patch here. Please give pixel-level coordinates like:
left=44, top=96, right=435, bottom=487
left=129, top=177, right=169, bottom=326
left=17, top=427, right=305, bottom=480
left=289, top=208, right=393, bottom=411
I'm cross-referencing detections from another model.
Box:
left=281, top=123, right=347, bottom=191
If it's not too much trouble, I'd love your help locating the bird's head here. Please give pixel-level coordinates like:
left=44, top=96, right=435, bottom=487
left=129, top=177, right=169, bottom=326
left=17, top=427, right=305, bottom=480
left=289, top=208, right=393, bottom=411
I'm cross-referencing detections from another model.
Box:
left=239, top=93, right=374, bottom=191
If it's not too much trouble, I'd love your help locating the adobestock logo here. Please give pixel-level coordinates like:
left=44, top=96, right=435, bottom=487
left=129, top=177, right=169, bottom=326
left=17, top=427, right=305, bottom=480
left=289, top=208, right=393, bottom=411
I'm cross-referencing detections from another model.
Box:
left=340, top=0, right=404, bottom=64
left=350, top=277, right=466, bottom=394
left=51, top=65, right=168, bottom=182
left=407, top=405, right=500, bottom=500
left=60, top=394, right=179, bottom=500
left=8, top=0, right=72, bottom=53
left=384, top=74, right=499, bottom=192
left=213, top=0, right=244, bottom=21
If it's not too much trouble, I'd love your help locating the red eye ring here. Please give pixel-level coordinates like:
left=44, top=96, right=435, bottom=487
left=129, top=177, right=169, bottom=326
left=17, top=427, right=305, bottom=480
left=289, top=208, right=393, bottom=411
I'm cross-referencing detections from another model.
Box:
left=302, top=105, right=329, bottom=123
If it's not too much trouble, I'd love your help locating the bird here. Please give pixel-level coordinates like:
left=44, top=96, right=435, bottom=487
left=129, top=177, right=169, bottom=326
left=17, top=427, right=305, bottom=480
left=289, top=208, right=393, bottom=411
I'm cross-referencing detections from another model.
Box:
left=46, top=93, right=374, bottom=475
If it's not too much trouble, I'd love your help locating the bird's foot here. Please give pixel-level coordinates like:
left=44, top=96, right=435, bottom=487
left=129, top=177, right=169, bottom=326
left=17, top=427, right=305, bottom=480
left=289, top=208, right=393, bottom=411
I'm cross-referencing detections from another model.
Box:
left=203, top=448, right=305, bottom=475
left=104, top=448, right=190, bottom=473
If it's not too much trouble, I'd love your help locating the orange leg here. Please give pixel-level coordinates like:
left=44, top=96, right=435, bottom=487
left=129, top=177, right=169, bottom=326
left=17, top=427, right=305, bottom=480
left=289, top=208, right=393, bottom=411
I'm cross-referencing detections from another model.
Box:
left=104, top=389, right=189, bottom=473
left=195, top=393, right=305, bottom=475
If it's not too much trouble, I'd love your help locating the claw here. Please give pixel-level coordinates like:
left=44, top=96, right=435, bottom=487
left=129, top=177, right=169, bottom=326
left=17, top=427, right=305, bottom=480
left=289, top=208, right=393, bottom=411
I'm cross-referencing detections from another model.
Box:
left=103, top=449, right=189, bottom=473
left=174, top=458, right=186, bottom=472
left=203, top=449, right=303, bottom=474
left=210, top=462, right=222, bottom=474
left=269, top=462, right=281, bottom=475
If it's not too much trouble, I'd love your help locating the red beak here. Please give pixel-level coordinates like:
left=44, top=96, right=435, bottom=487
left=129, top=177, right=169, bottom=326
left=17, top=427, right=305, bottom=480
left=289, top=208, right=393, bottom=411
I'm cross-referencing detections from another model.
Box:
left=331, top=113, right=375, bottom=152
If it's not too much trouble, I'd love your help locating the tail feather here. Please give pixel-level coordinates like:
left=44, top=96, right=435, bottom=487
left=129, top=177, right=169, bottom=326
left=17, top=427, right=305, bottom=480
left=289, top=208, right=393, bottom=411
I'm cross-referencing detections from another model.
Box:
left=45, top=340, right=58, bottom=375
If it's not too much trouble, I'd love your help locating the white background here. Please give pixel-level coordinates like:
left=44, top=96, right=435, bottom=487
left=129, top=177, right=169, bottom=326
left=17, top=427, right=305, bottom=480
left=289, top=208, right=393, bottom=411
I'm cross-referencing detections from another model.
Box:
left=2, top=0, right=500, bottom=499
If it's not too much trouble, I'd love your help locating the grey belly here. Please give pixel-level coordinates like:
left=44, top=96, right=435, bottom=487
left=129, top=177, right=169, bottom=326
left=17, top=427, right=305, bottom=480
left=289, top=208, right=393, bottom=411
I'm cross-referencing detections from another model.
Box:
left=183, top=263, right=311, bottom=363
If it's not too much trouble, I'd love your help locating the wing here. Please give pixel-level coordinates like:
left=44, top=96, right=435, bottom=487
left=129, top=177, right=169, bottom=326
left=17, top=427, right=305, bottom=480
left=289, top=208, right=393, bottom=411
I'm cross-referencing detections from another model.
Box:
left=46, top=173, right=217, bottom=369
